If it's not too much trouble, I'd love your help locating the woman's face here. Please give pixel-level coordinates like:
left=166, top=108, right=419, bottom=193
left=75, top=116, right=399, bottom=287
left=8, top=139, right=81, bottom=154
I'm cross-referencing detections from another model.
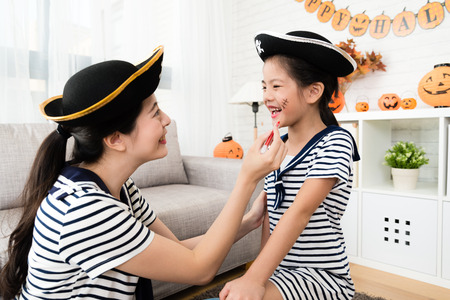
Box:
left=262, top=57, right=306, bottom=128
left=126, top=94, right=171, bottom=165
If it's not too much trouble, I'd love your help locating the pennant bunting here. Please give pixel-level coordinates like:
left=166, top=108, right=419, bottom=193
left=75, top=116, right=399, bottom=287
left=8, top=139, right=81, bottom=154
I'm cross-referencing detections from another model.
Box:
left=296, top=0, right=448, bottom=38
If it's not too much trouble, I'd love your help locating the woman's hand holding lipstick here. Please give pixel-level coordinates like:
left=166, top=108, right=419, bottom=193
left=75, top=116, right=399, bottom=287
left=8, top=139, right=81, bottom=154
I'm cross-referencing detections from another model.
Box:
left=260, top=121, right=280, bottom=154
left=239, top=121, right=286, bottom=184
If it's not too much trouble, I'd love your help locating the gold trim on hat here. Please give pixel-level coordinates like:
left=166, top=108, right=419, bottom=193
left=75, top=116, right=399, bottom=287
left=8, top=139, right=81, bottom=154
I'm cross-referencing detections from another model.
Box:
left=39, top=45, right=164, bottom=122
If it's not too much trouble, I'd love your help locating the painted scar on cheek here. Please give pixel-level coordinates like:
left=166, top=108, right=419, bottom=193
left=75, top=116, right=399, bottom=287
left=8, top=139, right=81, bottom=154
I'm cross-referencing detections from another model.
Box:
left=281, top=98, right=289, bottom=109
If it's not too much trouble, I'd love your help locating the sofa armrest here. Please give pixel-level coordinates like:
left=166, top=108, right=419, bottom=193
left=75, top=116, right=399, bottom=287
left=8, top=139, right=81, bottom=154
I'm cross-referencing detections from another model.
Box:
left=182, top=155, right=264, bottom=202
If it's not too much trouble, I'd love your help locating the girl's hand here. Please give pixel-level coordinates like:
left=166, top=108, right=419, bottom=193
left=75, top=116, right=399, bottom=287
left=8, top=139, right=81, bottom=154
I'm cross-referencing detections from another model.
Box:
left=240, top=123, right=286, bottom=184
left=219, top=275, right=265, bottom=300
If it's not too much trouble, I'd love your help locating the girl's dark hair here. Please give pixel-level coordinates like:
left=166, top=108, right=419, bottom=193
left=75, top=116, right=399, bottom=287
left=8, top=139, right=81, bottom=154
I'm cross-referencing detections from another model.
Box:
left=269, top=55, right=339, bottom=126
left=0, top=102, right=143, bottom=299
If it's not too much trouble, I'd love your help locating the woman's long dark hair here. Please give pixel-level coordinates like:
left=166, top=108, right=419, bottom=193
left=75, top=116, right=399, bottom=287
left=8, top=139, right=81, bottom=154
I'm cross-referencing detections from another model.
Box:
left=0, top=102, right=143, bottom=299
left=269, top=55, right=339, bottom=126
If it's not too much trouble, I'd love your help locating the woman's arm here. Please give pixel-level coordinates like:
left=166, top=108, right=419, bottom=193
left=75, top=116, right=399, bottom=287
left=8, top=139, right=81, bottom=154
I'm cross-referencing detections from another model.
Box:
left=116, top=125, right=286, bottom=285
left=219, top=177, right=336, bottom=299
left=149, top=190, right=267, bottom=250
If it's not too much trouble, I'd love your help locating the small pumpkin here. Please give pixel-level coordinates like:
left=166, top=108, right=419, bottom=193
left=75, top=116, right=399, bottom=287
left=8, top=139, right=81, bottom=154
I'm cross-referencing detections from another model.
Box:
left=446, top=0, right=450, bottom=13
left=317, top=1, right=335, bottom=23
left=400, top=98, right=417, bottom=110
left=355, top=101, right=369, bottom=112
left=369, top=13, right=391, bottom=39
left=392, top=9, right=416, bottom=37
left=417, top=1, right=444, bottom=29
left=332, top=8, right=351, bottom=31
left=213, top=133, right=244, bottom=159
left=349, top=13, right=370, bottom=37
left=329, top=90, right=345, bottom=113
left=418, top=63, right=450, bottom=107
left=304, top=0, right=321, bottom=13
left=378, top=93, right=401, bottom=110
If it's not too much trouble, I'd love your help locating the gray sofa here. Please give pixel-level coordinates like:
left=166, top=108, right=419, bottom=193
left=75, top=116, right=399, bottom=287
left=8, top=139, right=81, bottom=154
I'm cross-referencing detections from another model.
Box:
left=0, top=121, right=262, bottom=299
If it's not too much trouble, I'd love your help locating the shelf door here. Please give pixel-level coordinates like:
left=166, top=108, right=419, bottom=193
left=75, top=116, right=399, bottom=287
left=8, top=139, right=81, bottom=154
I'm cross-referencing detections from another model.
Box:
left=443, top=202, right=450, bottom=280
left=341, top=192, right=358, bottom=256
left=361, top=192, right=437, bottom=275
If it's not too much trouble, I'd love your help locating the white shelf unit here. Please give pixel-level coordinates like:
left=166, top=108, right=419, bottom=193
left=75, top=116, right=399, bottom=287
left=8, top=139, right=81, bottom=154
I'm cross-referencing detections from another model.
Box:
left=337, top=108, right=450, bottom=289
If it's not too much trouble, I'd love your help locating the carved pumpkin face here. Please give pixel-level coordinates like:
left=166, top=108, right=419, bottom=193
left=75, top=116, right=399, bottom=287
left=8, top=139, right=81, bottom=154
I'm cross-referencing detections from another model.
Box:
left=329, top=90, right=345, bottom=113
left=418, top=64, right=450, bottom=107
left=349, top=13, right=369, bottom=37
left=355, top=101, right=369, bottom=112
left=401, top=98, right=417, bottom=110
left=378, top=93, right=401, bottom=110
left=213, top=136, right=243, bottom=159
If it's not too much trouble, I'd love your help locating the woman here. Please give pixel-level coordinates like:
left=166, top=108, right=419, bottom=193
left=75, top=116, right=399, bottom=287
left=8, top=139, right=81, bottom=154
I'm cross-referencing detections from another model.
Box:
left=0, top=45, right=286, bottom=299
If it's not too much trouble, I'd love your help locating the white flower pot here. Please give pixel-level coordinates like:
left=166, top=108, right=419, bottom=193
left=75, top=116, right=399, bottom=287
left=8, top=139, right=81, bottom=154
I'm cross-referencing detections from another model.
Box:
left=391, top=168, right=420, bottom=190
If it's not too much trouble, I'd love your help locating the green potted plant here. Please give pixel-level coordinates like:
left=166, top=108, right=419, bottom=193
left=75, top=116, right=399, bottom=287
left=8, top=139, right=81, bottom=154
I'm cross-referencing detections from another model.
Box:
left=383, top=141, right=429, bottom=190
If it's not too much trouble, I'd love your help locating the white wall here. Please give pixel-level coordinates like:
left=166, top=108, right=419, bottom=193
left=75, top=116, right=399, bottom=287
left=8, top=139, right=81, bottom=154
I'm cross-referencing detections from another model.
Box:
left=229, top=0, right=450, bottom=152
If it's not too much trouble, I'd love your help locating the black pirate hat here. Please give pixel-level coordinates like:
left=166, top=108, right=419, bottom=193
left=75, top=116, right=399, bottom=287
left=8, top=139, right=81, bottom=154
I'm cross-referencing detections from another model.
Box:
left=254, top=31, right=356, bottom=77
left=40, top=46, right=164, bottom=126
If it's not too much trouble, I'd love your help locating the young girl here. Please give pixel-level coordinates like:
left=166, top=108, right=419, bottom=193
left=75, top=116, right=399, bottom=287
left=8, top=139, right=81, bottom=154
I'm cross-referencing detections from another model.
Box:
left=219, top=31, right=360, bottom=300
left=0, top=45, right=287, bottom=300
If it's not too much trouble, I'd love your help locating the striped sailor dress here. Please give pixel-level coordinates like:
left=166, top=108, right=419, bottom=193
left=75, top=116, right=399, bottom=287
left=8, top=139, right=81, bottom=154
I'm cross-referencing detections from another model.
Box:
left=18, top=166, right=157, bottom=300
left=264, top=126, right=360, bottom=300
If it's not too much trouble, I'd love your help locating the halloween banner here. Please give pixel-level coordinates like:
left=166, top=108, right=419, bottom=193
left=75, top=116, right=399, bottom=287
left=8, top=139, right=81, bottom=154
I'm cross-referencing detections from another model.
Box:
left=296, top=0, right=449, bottom=38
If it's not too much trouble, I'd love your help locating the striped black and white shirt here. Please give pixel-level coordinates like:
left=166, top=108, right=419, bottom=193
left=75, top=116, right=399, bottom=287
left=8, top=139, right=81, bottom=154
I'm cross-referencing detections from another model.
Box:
left=264, top=128, right=358, bottom=279
left=19, top=166, right=156, bottom=299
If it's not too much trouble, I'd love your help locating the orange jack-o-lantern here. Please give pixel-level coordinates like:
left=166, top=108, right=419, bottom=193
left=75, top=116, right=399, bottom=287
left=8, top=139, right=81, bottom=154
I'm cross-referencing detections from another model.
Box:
left=378, top=93, right=401, bottom=110
left=317, top=1, right=335, bottom=23
left=400, top=98, right=417, bottom=110
left=329, top=90, right=345, bottom=113
left=332, top=8, right=351, bottom=31
left=417, top=1, right=444, bottom=29
left=418, top=64, right=450, bottom=107
left=355, top=101, right=369, bottom=112
left=369, top=13, right=391, bottom=39
left=349, top=13, right=370, bottom=37
left=213, top=133, right=243, bottom=159
left=392, top=9, right=416, bottom=37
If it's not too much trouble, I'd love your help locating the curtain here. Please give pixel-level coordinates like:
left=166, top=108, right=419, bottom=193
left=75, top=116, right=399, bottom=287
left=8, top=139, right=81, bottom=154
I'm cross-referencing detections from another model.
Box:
left=0, top=0, right=103, bottom=123
left=0, top=0, right=35, bottom=122
left=171, top=0, right=231, bottom=156
left=1, top=0, right=232, bottom=157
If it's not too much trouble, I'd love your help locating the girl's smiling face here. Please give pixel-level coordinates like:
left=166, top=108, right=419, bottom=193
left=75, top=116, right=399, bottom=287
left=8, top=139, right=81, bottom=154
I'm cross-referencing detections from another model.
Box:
left=262, top=57, right=306, bottom=127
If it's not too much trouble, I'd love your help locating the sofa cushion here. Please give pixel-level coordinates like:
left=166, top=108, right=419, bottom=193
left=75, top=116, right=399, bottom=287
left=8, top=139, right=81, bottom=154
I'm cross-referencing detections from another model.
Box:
left=138, top=184, right=261, bottom=300
left=131, top=121, right=188, bottom=188
left=140, top=184, right=230, bottom=239
left=0, top=123, right=57, bottom=210
left=0, top=121, right=187, bottom=210
left=0, top=207, right=23, bottom=267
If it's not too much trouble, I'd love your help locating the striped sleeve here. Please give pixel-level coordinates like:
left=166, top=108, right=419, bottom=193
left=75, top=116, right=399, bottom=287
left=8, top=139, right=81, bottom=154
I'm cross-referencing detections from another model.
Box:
left=306, top=131, right=354, bottom=188
left=58, top=194, right=154, bottom=279
left=125, top=178, right=157, bottom=227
